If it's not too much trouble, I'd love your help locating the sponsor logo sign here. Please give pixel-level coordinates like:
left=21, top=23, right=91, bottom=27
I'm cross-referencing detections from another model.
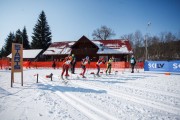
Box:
left=169, top=61, right=180, bottom=72
left=144, top=61, right=180, bottom=72
left=144, top=61, right=168, bottom=72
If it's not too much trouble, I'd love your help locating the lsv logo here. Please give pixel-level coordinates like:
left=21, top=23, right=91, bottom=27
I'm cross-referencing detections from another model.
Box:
left=148, top=63, right=164, bottom=68
left=173, top=63, right=180, bottom=69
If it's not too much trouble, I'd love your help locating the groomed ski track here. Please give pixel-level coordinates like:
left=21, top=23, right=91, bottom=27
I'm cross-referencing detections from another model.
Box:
left=67, top=78, right=180, bottom=115
left=52, top=74, right=180, bottom=116
left=30, top=69, right=180, bottom=120
left=1, top=69, right=179, bottom=119
left=38, top=75, right=118, bottom=120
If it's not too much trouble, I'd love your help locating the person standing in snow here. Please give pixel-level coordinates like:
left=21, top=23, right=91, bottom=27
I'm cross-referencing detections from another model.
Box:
left=26, top=59, right=31, bottom=69
left=61, top=55, right=72, bottom=79
left=80, top=56, right=90, bottom=78
left=105, top=56, right=114, bottom=75
left=52, top=59, right=56, bottom=69
left=70, top=54, right=76, bottom=74
left=130, top=55, right=136, bottom=73
left=96, top=57, right=106, bottom=76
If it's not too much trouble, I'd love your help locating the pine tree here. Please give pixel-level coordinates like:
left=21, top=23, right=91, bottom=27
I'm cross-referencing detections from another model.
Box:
left=14, top=28, right=30, bottom=49
left=14, top=29, right=22, bottom=44
left=0, top=47, right=5, bottom=58
left=22, top=27, right=31, bottom=49
left=31, top=11, right=52, bottom=51
left=4, top=32, right=15, bottom=56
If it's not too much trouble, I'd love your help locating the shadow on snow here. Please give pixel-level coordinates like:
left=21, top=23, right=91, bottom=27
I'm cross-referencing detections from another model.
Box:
left=37, top=83, right=107, bottom=94
left=0, top=87, right=12, bottom=98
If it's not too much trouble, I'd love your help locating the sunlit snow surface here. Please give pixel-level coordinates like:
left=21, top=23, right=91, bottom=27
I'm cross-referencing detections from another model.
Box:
left=0, top=68, right=180, bottom=120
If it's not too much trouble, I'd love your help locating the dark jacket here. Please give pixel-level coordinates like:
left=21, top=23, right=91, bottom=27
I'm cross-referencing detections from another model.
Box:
left=130, top=57, right=136, bottom=65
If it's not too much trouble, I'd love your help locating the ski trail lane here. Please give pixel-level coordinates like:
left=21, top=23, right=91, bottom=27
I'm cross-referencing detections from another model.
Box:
left=71, top=80, right=180, bottom=115
left=38, top=76, right=118, bottom=120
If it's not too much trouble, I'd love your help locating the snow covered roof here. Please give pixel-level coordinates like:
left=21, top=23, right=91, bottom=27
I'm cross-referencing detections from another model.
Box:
left=92, top=40, right=133, bottom=54
left=7, top=49, right=43, bottom=58
left=43, top=41, right=75, bottom=55
left=43, top=37, right=133, bottom=55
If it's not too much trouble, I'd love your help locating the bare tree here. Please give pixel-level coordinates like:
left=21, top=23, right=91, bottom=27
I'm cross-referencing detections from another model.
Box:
left=147, top=32, right=180, bottom=60
left=92, top=26, right=115, bottom=40
left=121, top=31, right=144, bottom=61
left=121, top=33, right=134, bottom=46
left=134, top=30, right=144, bottom=47
left=148, top=36, right=161, bottom=60
left=132, top=30, right=144, bottom=60
left=121, top=31, right=180, bottom=61
left=177, top=31, right=180, bottom=40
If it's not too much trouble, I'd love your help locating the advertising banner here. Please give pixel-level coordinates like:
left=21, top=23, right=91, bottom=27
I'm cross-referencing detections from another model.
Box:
left=168, top=61, right=180, bottom=72
left=144, top=60, right=180, bottom=72
left=144, top=61, right=169, bottom=72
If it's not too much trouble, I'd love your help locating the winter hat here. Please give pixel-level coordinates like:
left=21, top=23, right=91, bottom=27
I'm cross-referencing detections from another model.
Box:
left=86, top=56, right=89, bottom=60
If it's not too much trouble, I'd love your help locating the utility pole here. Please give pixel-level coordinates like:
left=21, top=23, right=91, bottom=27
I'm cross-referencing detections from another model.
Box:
left=145, top=22, right=151, bottom=61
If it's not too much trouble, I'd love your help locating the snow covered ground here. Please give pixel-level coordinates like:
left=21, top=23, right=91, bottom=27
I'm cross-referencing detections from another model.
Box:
left=0, top=68, right=180, bottom=120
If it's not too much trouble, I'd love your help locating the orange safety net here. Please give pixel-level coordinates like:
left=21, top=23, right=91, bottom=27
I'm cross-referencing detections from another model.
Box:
left=136, top=62, right=144, bottom=69
left=23, top=61, right=144, bottom=69
left=0, top=60, right=144, bottom=69
left=0, top=59, right=11, bottom=69
left=23, top=61, right=64, bottom=69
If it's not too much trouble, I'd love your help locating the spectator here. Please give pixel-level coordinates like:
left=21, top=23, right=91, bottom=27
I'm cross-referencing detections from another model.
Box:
left=130, top=55, right=136, bottom=73
left=70, top=54, right=76, bottom=74
left=52, top=60, right=56, bottom=69
left=26, top=59, right=31, bottom=69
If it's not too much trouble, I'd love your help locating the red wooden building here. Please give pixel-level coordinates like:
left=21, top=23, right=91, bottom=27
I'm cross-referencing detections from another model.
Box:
left=43, top=36, right=133, bottom=62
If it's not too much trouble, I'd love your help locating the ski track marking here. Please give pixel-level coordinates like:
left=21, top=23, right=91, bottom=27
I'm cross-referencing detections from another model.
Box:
left=69, top=79, right=180, bottom=115
left=95, top=74, right=180, bottom=98
left=116, top=83, right=180, bottom=99
left=38, top=75, right=118, bottom=120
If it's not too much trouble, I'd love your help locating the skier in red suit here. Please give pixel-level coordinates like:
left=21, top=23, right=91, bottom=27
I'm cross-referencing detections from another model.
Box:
left=61, top=55, right=72, bottom=79
left=96, top=57, right=106, bottom=76
left=80, top=56, right=90, bottom=78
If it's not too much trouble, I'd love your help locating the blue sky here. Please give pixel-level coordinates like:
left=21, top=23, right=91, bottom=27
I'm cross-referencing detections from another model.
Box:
left=0, top=0, right=180, bottom=48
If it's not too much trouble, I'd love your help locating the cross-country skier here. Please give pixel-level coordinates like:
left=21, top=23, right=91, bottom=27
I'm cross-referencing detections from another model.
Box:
left=61, top=55, right=72, bottom=79
left=80, top=56, right=90, bottom=78
left=96, top=57, right=106, bottom=76
left=105, top=56, right=114, bottom=75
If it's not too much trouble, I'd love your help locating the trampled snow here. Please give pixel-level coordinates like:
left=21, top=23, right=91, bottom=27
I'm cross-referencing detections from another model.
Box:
left=0, top=68, right=180, bottom=120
